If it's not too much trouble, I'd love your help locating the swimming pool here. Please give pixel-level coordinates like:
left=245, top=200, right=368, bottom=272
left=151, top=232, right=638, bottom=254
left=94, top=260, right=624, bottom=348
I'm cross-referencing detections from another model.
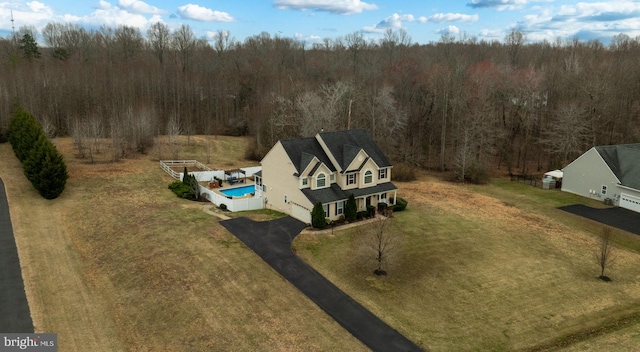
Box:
left=219, top=185, right=256, bottom=197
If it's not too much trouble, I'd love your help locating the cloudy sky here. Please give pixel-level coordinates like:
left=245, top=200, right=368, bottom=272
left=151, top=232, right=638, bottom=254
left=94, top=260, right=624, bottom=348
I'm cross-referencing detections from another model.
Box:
left=2, top=0, right=640, bottom=45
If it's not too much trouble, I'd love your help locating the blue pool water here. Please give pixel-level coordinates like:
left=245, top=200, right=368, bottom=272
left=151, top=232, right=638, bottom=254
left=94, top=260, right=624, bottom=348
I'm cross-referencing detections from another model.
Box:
left=219, top=185, right=255, bottom=197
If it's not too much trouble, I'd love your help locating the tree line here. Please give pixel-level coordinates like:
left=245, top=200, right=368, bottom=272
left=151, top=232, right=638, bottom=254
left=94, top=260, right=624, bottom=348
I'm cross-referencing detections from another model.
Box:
left=7, top=107, right=68, bottom=199
left=1, top=23, right=639, bottom=180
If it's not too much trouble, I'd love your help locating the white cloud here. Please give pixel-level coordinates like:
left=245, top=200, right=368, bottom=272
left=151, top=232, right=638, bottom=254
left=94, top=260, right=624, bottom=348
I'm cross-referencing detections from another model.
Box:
left=517, top=1, right=640, bottom=43
left=27, top=1, right=50, bottom=13
left=294, top=32, right=322, bottom=45
left=467, top=0, right=529, bottom=11
left=177, top=4, right=235, bottom=22
left=0, top=1, right=54, bottom=32
left=363, top=13, right=414, bottom=33
left=274, top=0, right=378, bottom=15
left=95, top=0, right=112, bottom=10
left=438, top=25, right=462, bottom=36
left=118, top=0, right=167, bottom=15
left=424, top=13, right=479, bottom=23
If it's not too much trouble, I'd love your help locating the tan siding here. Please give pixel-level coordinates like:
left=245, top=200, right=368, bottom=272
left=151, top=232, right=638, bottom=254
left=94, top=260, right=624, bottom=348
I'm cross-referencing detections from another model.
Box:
left=261, top=142, right=312, bottom=216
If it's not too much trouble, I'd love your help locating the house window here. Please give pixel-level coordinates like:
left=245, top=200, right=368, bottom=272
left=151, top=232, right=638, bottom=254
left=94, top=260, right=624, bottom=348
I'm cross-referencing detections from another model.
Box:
left=323, top=204, right=329, bottom=218
left=347, top=174, right=356, bottom=185
left=317, top=173, right=326, bottom=188
left=256, top=176, right=262, bottom=186
left=330, top=173, right=335, bottom=182
left=379, top=168, right=387, bottom=179
left=601, top=185, right=607, bottom=195
left=336, top=201, right=344, bottom=215
left=302, top=178, right=308, bottom=186
left=262, top=184, right=267, bottom=192
left=364, top=170, right=373, bottom=184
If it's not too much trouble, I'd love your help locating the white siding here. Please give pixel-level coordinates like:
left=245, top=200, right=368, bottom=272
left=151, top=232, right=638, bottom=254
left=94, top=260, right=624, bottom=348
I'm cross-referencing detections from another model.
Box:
left=561, top=148, right=620, bottom=200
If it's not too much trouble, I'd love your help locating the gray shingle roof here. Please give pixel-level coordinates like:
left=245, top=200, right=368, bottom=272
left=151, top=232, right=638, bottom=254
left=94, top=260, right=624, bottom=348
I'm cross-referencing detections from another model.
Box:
left=301, top=182, right=398, bottom=205
left=318, top=129, right=392, bottom=171
left=280, top=137, right=336, bottom=174
left=595, top=144, right=640, bottom=190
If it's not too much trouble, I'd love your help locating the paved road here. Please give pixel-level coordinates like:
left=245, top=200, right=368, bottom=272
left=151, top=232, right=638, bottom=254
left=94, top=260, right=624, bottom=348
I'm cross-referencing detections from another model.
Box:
left=0, top=178, right=34, bottom=333
left=221, top=216, right=423, bottom=352
left=559, top=205, right=640, bottom=236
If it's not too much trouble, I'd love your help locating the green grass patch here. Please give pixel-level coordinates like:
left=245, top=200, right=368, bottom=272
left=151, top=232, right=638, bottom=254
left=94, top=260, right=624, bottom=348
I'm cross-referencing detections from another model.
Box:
left=226, top=208, right=288, bottom=220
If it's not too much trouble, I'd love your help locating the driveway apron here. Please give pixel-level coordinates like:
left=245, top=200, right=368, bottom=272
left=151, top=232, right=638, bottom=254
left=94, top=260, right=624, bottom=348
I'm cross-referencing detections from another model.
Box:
left=559, top=204, right=640, bottom=236
left=221, top=216, right=423, bottom=352
left=0, top=178, right=34, bottom=333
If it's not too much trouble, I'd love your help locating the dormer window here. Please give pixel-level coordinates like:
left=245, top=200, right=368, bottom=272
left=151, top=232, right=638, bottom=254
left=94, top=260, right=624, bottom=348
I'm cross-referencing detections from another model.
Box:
left=317, top=173, right=326, bottom=188
left=378, top=168, right=387, bottom=180
left=364, top=170, right=373, bottom=184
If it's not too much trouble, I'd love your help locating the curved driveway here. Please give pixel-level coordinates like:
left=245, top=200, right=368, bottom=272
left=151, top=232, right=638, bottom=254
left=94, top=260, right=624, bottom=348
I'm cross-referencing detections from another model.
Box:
left=220, top=216, right=423, bottom=352
left=0, top=178, right=34, bottom=332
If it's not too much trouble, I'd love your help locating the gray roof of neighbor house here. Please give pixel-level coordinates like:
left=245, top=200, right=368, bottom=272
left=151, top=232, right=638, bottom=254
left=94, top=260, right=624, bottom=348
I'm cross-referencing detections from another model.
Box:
left=280, top=137, right=337, bottom=175
left=595, top=144, right=640, bottom=190
left=318, top=129, right=393, bottom=172
left=301, top=182, right=398, bottom=205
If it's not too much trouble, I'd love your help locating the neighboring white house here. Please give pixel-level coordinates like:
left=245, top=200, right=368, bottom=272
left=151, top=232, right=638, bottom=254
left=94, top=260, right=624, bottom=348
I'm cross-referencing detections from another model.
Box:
left=259, top=129, right=398, bottom=224
left=562, top=144, right=640, bottom=213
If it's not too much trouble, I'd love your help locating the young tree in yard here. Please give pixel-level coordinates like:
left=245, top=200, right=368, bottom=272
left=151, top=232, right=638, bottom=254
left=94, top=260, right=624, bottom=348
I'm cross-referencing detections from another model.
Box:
left=596, top=227, right=617, bottom=281
left=356, top=217, right=399, bottom=276
left=311, top=202, right=326, bottom=229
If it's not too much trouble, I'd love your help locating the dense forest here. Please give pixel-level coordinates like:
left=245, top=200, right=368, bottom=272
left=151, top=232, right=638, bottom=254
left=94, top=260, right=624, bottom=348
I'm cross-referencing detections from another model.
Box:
left=1, top=23, right=639, bottom=181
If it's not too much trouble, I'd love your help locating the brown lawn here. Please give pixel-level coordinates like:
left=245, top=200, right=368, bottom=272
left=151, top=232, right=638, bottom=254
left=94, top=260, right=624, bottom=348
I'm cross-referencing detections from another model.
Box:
left=0, top=136, right=367, bottom=351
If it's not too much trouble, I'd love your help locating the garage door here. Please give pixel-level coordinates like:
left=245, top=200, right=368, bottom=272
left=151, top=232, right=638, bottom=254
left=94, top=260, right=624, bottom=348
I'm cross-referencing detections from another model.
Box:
left=620, top=193, right=640, bottom=213
left=291, top=203, right=311, bottom=224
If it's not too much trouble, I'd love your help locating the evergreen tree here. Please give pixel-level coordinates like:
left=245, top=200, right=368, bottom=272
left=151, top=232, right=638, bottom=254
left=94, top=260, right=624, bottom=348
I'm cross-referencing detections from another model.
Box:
left=19, top=33, right=41, bottom=60
left=7, top=107, right=68, bottom=199
left=36, top=146, right=68, bottom=199
left=23, top=134, right=49, bottom=188
left=311, top=202, right=327, bottom=229
left=8, top=108, right=43, bottom=162
left=345, top=194, right=357, bottom=221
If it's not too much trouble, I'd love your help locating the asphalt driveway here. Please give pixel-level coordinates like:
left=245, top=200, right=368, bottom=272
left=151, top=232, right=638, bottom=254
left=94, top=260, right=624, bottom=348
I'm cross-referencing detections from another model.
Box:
left=220, top=216, right=423, bottom=352
left=559, top=205, right=640, bottom=236
left=0, top=178, right=34, bottom=333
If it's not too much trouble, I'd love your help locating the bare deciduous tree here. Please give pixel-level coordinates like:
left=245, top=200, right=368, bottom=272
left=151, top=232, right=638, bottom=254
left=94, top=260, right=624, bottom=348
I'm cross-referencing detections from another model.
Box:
left=596, top=227, right=617, bottom=281
left=166, top=113, right=182, bottom=160
left=543, top=103, right=591, bottom=167
left=171, top=24, right=196, bottom=73
left=147, top=22, right=170, bottom=65
left=355, top=217, right=400, bottom=276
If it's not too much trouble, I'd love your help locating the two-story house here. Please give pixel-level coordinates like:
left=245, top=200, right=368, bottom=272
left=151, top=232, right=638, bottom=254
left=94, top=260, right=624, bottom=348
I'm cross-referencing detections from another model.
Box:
left=258, top=129, right=398, bottom=224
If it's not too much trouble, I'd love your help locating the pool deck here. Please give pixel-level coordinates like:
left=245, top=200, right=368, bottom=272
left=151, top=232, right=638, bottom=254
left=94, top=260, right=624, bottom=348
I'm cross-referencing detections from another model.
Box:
left=201, top=180, right=257, bottom=198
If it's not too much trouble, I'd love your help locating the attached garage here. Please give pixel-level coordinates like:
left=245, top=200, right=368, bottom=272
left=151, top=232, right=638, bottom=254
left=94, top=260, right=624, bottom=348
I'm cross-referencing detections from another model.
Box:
left=620, top=193, right=640, bottom=213
left=291, top=202, right=311, bottom=224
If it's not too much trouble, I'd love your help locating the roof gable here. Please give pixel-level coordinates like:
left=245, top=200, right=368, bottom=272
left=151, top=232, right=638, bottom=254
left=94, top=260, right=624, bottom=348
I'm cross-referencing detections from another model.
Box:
left=317, top=129, right=392, bottom=172
left=280, top=137, right=336, bottom=175
left=595, top=144, right=640, bottom=190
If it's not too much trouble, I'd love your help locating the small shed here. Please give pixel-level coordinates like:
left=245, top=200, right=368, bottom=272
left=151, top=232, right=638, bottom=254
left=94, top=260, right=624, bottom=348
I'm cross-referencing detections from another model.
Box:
left=542, top=169, right=563, bottom=189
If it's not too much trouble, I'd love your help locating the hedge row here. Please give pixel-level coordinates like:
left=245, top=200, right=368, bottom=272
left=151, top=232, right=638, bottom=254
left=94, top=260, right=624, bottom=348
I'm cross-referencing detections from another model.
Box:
left=7, top=108, right=68, bottom=199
